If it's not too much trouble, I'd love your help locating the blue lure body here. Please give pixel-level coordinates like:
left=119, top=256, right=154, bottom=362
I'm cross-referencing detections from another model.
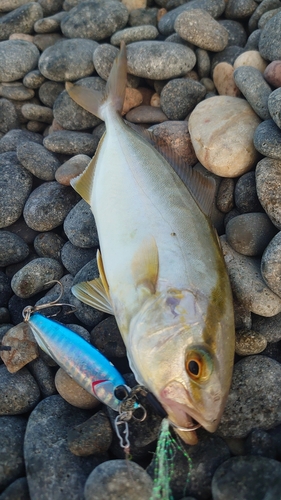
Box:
left=28, top=312, right=127, bottom=411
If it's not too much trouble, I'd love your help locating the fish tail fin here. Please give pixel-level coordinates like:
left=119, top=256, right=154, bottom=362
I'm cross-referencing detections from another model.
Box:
left=66, top=41, right=127, bottom=121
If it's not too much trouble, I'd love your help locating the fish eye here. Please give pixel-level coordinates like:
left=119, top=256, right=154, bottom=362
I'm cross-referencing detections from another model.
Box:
left=187, top=359, right=200, bottom=377
left=185, top=348, right=212, bottom=381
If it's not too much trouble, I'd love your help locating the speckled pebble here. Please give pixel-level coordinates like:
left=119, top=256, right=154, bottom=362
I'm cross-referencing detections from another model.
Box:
left=0, top=40, right=40, bottom=82
left=196, top=48, right=211, bottom=78
left=67, top=410, right=113, bottom=456
left=111, top=25, right=159, bottom=46
left=34, top=11, right=67, bottom=33
left=11, top=257, right=63, bottom=298
left=0, top=477, right=30, bottom=500
left=21, top=103, right=53, bottom=124
left=54, top=77, right=105, bottom=130
left=235, top=329, right=267, bottom=356
left=218, top=355, right=281, bottom=438
left=39, top=39, right=98, bottom=82
left=0, top=82, right=34, bottom=101
left=43, top=130, right=99, bottom=155
left=268, top=88, right=281, bottom=129
left=252, top=310, right=281, bottom=343
left=259, top=11, right=281, bottom=61
left=64, top=199, right=99, bottom=248
left=160, top=78, right=206, bottom=120
left=211, top=45, right=244, bottom=74
left=233, top=66, right=272, bottom=120
left=0, top=365, right=40, bottom=414
left=55, top=154, right=90, bottom=185
left=234, top=171, right=262, bottom=213
left=261, top=231, right=281, bottom=298
left=33, top=232, right=65, bottom=261
left=0, top=231, right=29, bottom=267
left=0, top=416, right=27, bottom=490
left=249, top=0, right=281, bottom=33
left=55, top=367, right=100, bottom=409
left=125, top=104, right=168, bottom=124
left=23, top=69, right=45, bottom=89
left=0, top=3, right=43, bottom=41
left=254, top=119, right=281, bottom=160
left=129, top=6, right=158, bottom=27
left=0, top=99, right=19, bottom=133
left=224, top=0, right=257, bottom=19
left=34, top=32, right=63, bottom=51
left=23, top=181, right=79, bottom=231
left=175, top=9, right=229, bottom=51
left=225, top=213, right=277, bottom=257
left=38, top=80, right=64, bottom=108
left=216, top=178, right=235, bottom=213
left=221, top=236, right=281, bottom=317
left=218, top=19, right=247, bottom=47
left=17, top=141, right=60, bottom=180
left=84, top=460, right=153, bottom=500
left=256, top=157, right=281, bottom=229
left=61, top=241, right=96, bottom=276
left=28, top=356, right=56, bottom=397
left=264, top=60, right=281, bottom=88
left=233, top=50, right=268, bottom=73
left=0, top=129, right=43, bottom=153
left=0, top=152, right=33, bottom=228
left=91, top=316, right=126, bottom=359
left=126, top=41, right=196, bottom=80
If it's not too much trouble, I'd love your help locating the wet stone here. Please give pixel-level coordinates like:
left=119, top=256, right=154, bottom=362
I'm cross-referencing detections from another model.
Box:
left=261, top=231, right=281, bottom=298
left=0, top=3, right=43, bottom=41
left=252, top=311, right=281, bottom=343
left=160, top=78, right=206, bottom=120
left=175, top=9, right=229, bottom=52
left=218, top=20, right=247, bottom=47
left=259, top=11, right=281, bottom=61
left=0, top=231, right=29, bottom=267
left=55, top=154, right=90, bottom=186
left=91, top=316, right=126, bottom=359
left=111, top=25, right=159, bottom=46
left=0, top=40, right=40, bottom=82
left=233, top=66, right=272, bottom=120
left=234, top=171, right=263, bottom=213
left=55, top=368, right=100, bottom=409
left=254, top=119, right=281, bottom=160
left=43, top=131, right=98, bottom=155
left=0, top=129, right=42, bottom=153
left=39, top=80, right=64, bottom=108
left=63, top=199, right=99, bottom=248
left=0, top=82, right=34, bottom=101
left=264, top=60, right=281, bottom=88
left=0, top=99, right=20, bottom=134
left=0, top=365, right=40, bottom=415
left=61, top=241, right=96, bottom=276
left=0, top=152, right=33, bottom=228
left=212, top=456, right=281, bottom=500
left=256, top=158, right=281, bottom=229
left=225, top=213, right=277, bottom=257
left=28, top=356, right=56, bottom=397
left=235, top=329, right=267, bottom=356
left=126, top=41, right=196, bottom=80
left=39, top=39, right=98, bottom=82
left=53, top=77, right=105, bottom=131
left=17, top=141, right=60, bottom=180
left=24, top=395, right=104, bottom=500
left=0, top=416, right=26, bottom=490
left=84, top=460, right=153, bottom=500
left=11, top=257, right=64, bottom=298
left=67, top=410, right=113, bottom=457
left=245, top=428, right=277, bottom=459
left=33, top=232, right=65, bottom=261
left=23, top=181, right=79, bottom=231
left=61, top=0, right=129, bottom=40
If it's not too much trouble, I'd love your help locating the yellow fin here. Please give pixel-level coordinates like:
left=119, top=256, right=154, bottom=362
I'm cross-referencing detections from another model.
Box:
left=71, top=278, right=113, bottom=315
left=96, top=249, right=110, bottom=298
left=131, top=236, right=159, bottom=294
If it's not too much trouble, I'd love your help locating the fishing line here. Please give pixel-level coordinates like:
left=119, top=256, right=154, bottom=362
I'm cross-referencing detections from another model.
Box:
left=150, top=418, right=192, bottom=500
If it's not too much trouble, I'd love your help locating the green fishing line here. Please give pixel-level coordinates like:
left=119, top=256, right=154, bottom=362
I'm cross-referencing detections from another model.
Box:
left=150, top=418, right=193, bottom=500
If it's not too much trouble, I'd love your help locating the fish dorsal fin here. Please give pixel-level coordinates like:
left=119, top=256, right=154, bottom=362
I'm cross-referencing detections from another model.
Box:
left=96, top=249, right=110, bottom=299
left=71, top=278, right=114, bottom=315
left=131, top=236, right=159, bottom=294
left=70, top=134, right=105, bottom=204
left=126, top=123, right=216, bottom=217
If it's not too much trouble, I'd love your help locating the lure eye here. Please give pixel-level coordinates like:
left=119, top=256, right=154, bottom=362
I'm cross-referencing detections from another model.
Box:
left=185, top=348, right=212, bottom=381
left=114, top=385, right=129, bottom=401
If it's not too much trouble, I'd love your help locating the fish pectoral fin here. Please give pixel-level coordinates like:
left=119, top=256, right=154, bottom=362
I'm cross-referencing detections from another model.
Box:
left=71, top=278, right=114, bottom=315
left=131, top=236, right=159, bottom=294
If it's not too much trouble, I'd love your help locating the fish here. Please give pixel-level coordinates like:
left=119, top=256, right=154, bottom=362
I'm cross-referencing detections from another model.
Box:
left=66, top=41, right=235, bottom=444
left=27, top=312, right=128, bottom=411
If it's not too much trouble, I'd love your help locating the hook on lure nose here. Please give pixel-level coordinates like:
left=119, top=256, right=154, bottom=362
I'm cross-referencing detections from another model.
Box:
left=22, top=280, right=76, bottom=321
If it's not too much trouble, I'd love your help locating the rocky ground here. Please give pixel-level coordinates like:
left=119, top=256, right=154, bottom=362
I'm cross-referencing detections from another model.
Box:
left=1, top=0, right=281, bottom=499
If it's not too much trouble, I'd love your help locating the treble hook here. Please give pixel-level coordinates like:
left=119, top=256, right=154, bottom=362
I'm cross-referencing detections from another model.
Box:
left=22, top=280, right=76, bottom=322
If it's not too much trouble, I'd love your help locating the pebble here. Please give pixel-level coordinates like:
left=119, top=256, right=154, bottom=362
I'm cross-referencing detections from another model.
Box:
left=61, top=241, right=96, bottom=276
left=268, top=88, right=281, bottom=129
left=33, top=232, right=65, bottom=261
left=23, top=69, right=45, bottom=89
left=234, top=171, right=263, bottom=213
left=24, top=395, right=104, bottom=500
left=28, top=356, right=57, bottom=397
left=0, top=416, right=27, bottom=490
left=259, top=11, right=281, bottom=61
left=93, top=43, right=140, bottom=88
left=220, top=236, right=281, bottom=317
left=122, top=87, right=143, bottom=115
left=33, top=32, right=64, bottom=51
left=248, top=0, right=281, bottom=33
left=218, top=19, right=247, bottom=47
left=11, top=257, right=64, bottom=298
left=67, top=410, right=113, bottom=456
left=256, top=157, right=281, bottom=229
left=0, top=477, right=30, bottom=500
left=0, top=3, right=43, bottom=41
left=0, top=82, right=34, bottom=101
left=21, top=103, right=53, bottom=124
left=233, top=66, right=272, bottom=120
left=91, top=316, right=126, bottom=359
left=34, top=11, right=67, bottom=33
left=218, top=355, right=281, bottom=438
left=0, top=365, right=40, bottom=414
left=224, top=0, right=257, bottom=19
left=175, top=9, right=229, bottom=52
left=196, top=48, right=211, bottom=78
left=233, top=50, right=268, bottom=73
left=0, top=129, right=42, bottom=153
left=125, top=104, right=168, bottom=123
left=188, top=96, right=261, bottom=177
left=55, top=154, right=90, bottom=185
left=212, top=456, right=281, bottom=500
left=254, top=119, right=281, bottom=161
left=0, top=152, right=33, bottom=228
left=111, top=25, right=159, bottom=46
left=17, top=141, right=60, bottom=180
left=39, top=39, right=98, bottom=82
left=211, top=45, right=244, bottom=74
left=0, top=231, right=29, bottom=267
left=245, top=428, right=277, bottom=459
left=0, top=99, right=19, bottom=133
left=149, top=120, right=197, bottom=166
left=160, top=78, right=206, bottom=120
left=38, top=0, right=64, bottom=16
left=129, top=6, right=158, bottom=27
left=53, top=77, right=105, bottom=130
left=126, top=41, right=196, bottom=80
left=43, top=131, right=99, bottom=155
left=216, top=178, right=235, bottom=213
left=213, top=62, right=240, bottom=97
left=0, top=40, right=39, bottom=82
left=1, top=321, right=39, bottom=373
left=235, top=329, right=267, bottom=356
left=55, top=367, right=100, bottom=409
left=264, top=60, right=281, bottom=88
left=39, top=80, right=65, bottom=108
left=261, top=231, right=281, bottom=298
left=244, top=28, right=261, bottom=51
left=63, top=199, right=99, bottom=248
left=225, top=213, right=277, bottom=256
left=23, top=181, right=79, bottom=231
left=252, top=311, right=281, bottom=343
left=84, top=459, right=153, bottom=500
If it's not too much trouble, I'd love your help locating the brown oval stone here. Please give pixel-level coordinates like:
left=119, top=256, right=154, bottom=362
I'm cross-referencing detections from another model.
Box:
left=55, top=368, right=100, bottom=409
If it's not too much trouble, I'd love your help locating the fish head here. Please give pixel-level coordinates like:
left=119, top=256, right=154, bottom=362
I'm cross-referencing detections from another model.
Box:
left=127, top=287, right=234, bottom=444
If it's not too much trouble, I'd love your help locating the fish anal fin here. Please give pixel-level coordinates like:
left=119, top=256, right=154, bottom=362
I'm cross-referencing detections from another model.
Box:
left=131, top=236, right=159, bottom=294
left=97, top=249, right=110, bottom=298
left=72, top=278, right=113, bottom=315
